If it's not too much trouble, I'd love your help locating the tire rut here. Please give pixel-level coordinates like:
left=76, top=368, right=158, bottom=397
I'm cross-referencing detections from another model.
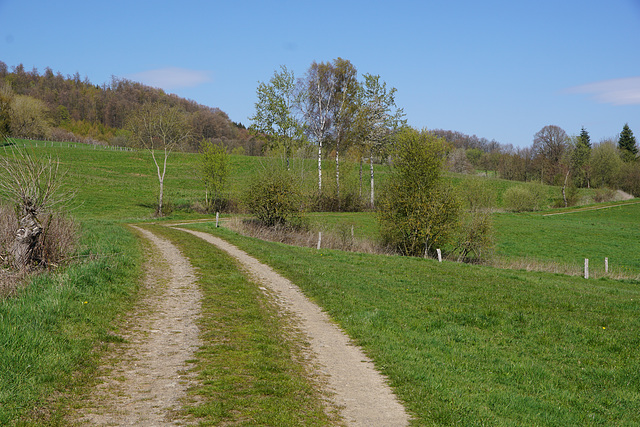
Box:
left=174, top=227, right=411, bottom=427
left=74, top=226, right=202, bottom=426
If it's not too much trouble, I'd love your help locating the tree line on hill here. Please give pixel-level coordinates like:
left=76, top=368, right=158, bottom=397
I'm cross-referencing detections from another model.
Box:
left=444, top=124, right=639, bottom=199
left=251, top=57, right=640, bottom=207
left=0, top=62, right=263, bottom=155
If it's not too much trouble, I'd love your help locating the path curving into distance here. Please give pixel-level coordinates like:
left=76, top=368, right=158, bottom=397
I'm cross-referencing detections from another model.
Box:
left=175, top=227, right=411, bottom=426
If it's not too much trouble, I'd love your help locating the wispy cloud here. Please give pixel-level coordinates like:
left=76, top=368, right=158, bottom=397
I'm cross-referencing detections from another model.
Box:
left=128, top=67, right=212, bottom=90
left=566, top=77, right=640, bottom=105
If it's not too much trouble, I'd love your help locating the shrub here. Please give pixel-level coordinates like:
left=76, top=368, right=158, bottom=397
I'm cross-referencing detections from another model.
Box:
left=618, top=161, right=640, bottom=197
left=378, top=128, right=462, bottom=257
left=453, top=211, right=494, bottom=262
left=459, top=177, right=496, bottom=212
left=243, top=166, right=302, bottom=227
left=503, top=183, right=546, bottom=212
left=593, top=188, right=616, bottom=203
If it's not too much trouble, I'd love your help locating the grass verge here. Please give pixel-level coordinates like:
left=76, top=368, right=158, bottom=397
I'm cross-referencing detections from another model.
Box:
left=0, top=220, right=142, bottom=425
left=145, top=224, right=336, bottom=426
left=184, top=222, right=640, bottom=426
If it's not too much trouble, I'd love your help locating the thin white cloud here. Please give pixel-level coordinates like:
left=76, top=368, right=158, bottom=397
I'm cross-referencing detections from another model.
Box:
left=566, top=77, right=640, bottom=105
left=128, top=67, right=212, bottom=90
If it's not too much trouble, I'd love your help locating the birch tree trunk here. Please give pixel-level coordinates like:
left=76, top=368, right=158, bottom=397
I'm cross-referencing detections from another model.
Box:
left=335, top=145, right=340, bottom=208
left=318, top=141, right=322, bottom=192
left=370, top=155, right=375, bottom=209
left=359, top=157, right=363, bottom=198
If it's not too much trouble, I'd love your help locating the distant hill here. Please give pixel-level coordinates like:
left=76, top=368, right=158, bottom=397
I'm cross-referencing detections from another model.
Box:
left=0, top=62, right=261, bottom=154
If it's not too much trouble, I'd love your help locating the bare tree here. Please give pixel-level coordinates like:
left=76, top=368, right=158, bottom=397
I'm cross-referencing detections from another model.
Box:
left=532, top=125, right=569, bottom=184
left=127, top=103, right=190, bottom=215
left=0, top=144, right=73, bottom=269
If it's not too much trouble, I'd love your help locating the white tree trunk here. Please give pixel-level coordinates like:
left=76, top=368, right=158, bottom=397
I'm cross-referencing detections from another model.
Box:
left=359, top=157, right=363, bottom=198
left=335, top=147, right=340, bottom=205
left=370, top=155, right=375, bottom=209
left=318, top=140, right=322, bottom=192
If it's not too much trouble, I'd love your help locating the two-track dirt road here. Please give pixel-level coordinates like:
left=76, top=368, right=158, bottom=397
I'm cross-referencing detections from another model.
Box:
left=76, top=224, right=409, bottom=426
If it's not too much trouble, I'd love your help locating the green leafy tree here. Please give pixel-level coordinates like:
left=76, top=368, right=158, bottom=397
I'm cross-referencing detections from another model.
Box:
left=0, top=83, right=13, bottom=139
left=571, top=127, right=592, bottom=187
left=249, top=66, right=304, bottom=169
left=590, top=140, right=623, bottom=188
left=356, top=73, right=405, bottom=208
left=378, top=128, right=461, bottom=257
left=243, top=166, right=302, bottom=227
left=618, top=123, right=638, bottom=162
left=8, top=95, right=50, bottom=139
left=199, top=139, right=229, bottom=212
left=327, top=58, right=359, bottom=205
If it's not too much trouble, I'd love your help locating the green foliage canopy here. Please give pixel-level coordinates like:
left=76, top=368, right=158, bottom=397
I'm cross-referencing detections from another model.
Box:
left=378, top=128, right=461, bottom=257
left=200, top=139, right=229, bottom=211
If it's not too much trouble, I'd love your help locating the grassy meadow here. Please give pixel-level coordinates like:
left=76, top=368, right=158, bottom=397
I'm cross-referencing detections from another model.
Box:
left=185, top=222, right=640, bottom=425
left=1, top=138, right=639, bottom=425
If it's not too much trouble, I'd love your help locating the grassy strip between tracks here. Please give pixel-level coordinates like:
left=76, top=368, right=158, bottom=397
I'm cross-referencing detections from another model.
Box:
left=146, top=224, right=336, bottom=426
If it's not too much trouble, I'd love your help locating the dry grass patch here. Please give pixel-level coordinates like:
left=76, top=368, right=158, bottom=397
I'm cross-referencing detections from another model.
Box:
left=225, top=216, right=393, bottom=255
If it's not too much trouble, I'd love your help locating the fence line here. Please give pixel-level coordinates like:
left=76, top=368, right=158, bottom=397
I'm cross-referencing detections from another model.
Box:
left=5, top=136, right=138, bottom=152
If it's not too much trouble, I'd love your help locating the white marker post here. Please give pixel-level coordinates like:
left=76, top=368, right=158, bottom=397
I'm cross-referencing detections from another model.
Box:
left=216, top=212, right=219, bottom=228
left=437, top=248, right=442, bottom=263
left=317, top=232, right=322, bottom=250
left=584, top=258, right=589, bottom=279
left=605, top=257, right=609, bottom=274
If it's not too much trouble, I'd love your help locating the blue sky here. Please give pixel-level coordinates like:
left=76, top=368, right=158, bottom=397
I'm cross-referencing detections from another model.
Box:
left=1, top=0, right=639, bottom=148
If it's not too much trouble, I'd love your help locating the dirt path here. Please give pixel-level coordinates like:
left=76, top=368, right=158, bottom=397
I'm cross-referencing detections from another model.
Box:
left=75, top=226, right=202, bottom=426
left=542, top=199, right=640, bottom=217
left=175, top=227, right=411, bottom=426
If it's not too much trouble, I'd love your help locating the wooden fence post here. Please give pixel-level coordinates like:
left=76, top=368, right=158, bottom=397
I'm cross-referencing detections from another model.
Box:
left=605, top=257, right=609, bottom=274
left=317, top=232, right=322, bottom=250
left=437, top=249, right=442, bottom=262
left=584, top=258, right=589, bottom=279
left=216, top=212, right=219, bottom=228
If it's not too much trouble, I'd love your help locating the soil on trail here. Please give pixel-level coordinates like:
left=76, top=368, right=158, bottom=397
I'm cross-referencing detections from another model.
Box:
left=176, top=227, right=411, bottom=427
left=74, top=226, right=202, bottom=426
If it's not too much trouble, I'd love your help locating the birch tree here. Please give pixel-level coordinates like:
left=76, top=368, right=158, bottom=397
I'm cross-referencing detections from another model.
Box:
left=328, top=58, right=359, bottom=205
left=249, top=66, right=304, bottom=169
left=127, top=103, right=190, bottom=216
left=300, top=61, right=338, bottom=192
left=357, top=73, right=405, bottom=208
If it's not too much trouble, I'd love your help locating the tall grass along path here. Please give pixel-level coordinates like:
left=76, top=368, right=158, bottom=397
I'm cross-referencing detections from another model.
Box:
left=173, top=226, right=411, bottom=426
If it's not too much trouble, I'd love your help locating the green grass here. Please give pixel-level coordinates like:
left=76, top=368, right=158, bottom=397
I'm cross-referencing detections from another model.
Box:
left=145, top=224, right=334, bottom=426
left=2, top=138, right=640, bottom=425
left=183, top=222, right=640, bottom=426
left=0, top=220, right=141, bottom=425
left=494, top=202, right=640, bottom=276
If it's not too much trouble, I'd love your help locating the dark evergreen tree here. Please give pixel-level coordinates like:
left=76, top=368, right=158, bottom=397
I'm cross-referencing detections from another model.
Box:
left=618, top=123, right=638, bottom=162
left=572, top=127, right=592, bottom=187
left=577, top=126, right=591, bottom=148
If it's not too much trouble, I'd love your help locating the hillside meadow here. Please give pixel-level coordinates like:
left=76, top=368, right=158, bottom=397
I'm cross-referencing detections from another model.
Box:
left=1, top=138, right=639, bottom=425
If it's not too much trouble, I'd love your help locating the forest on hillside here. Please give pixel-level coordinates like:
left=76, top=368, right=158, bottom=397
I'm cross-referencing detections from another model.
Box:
left=1, top=60, right=638, bottom=198
left=0, top=62, right=263, bottom=154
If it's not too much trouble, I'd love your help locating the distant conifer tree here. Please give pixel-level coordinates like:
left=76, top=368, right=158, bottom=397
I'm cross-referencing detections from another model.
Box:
left=618, top=123, right=638, bottom=162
